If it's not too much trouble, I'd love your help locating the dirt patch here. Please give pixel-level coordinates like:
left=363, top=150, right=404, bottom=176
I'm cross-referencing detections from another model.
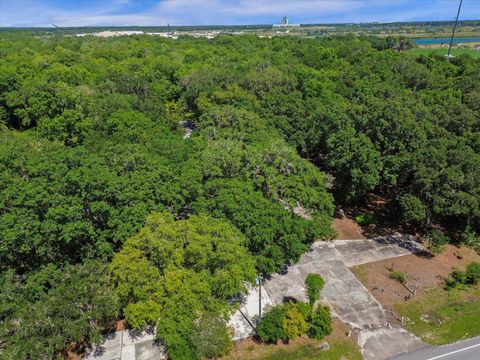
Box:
left=224, top=319, right=357, bottom=360
left=332, top=218, right=366, bottom=240
left=351, top=245, right=480, bottom=311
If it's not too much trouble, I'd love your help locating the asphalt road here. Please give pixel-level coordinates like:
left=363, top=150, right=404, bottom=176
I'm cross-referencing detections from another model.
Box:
left=390, top=336, right=480, bottom=360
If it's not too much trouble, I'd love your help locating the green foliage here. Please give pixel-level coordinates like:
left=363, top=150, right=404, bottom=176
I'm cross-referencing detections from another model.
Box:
left=445, top=262, right=480, bottom=289
left=389, top=271, right=407, bottom=284
left=110, top=212, right=255, bottom=358
left=308, top=305, right=333, bottom=340
left=189, top=313, right=233, bottom=359
left=256, top=306, right=288, bottom=343
left=399, top=194, right=427, bottom=223
left=257, top=301, right=332, bottom=344
left=355, top=213, right=378, bottom=226
left=1, top=31, right=480, bottom=356
left=466, top=262, right=480, bottom=285
left=282, top=302, right=309, bottom=341
left=305, top=273, right=325, bottom=306
left=460, top=226, right=480, bottom=248
left=429, top=229, right=449, bottom=254
left=0, top=261, right=119, bottom=360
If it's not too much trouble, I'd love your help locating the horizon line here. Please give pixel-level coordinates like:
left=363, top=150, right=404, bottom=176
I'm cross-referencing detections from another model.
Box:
left=1, top=18, right=480, bottom=29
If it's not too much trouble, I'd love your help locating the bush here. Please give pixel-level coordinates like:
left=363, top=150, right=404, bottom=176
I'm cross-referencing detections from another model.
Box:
left=257, top=301, right=333, bottom=344
left=445, top=262, right=480, bottom=289
left=308, top=305, right=333, bottom=340
left=305, top=273, right=325, bottom=306
left=355, top=212, right=378, bottom=226
left=256, top=306, right=288, bottom=343
left=282, top=302, right=309, bottom=341
left=466, top=262, right=480, bottom=285
left=399, top=194, right=427, bottom=223
left=460, top=226, right=480, bottom=248
left=429, top=229, right=449, bottom=254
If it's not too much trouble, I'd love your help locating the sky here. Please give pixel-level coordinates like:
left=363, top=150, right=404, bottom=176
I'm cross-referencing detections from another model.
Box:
left=0, top=0, right=479, bottom=27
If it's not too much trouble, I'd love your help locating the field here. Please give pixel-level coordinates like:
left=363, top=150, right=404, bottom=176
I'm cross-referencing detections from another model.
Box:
left=396, top=286, right=480, bottom=345
left=352, top=245, right=480, bottom=345
left=407, top=47, right=480, bottom=58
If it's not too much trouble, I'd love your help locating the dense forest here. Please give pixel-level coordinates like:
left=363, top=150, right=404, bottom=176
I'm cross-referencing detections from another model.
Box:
left=0, top=33, right=479, bottom=359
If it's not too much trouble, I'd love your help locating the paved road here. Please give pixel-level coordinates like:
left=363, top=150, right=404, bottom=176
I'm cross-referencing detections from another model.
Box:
left=390, top=336, right=480, bottom=360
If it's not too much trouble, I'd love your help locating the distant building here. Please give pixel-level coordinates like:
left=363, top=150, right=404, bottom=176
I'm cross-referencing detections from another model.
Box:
left=273, top=16, right=300, bottom=28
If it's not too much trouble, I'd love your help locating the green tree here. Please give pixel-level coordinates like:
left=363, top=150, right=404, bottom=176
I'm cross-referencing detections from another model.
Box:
left=0, top=262, right=119, bottom=360
left=110, top=212, right=255, bottom=359
left=189, top=312, right=233, bottom=359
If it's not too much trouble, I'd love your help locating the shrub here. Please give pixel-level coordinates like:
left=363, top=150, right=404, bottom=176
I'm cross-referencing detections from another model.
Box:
left=466, top=262, right=480, bottom=285
left=355, top=212, right=378, bottom=226
left=282, top=302, right=309, bottom=341
left=256, top=306, right=288, bottom=343
left=308, top=305, right=333, bottom=340
left=429, top=229, right=449, bottom=254
left=305, top=273, right=325, bottom=306
left=460, top=226, right=479, bottom=248
left=445, top=262, right=480, bottom=289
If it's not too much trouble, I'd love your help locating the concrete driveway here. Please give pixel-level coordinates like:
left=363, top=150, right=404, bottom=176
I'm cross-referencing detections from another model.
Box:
left=230, top=234, right=427, bottom=360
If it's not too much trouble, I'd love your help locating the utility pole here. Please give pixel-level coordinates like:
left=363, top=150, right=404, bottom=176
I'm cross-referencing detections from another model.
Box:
left=52, top=24, right=62, bottom=49
left=447, top=0, right=463, bottom=59
left=257, top=274, right=262, bottom=322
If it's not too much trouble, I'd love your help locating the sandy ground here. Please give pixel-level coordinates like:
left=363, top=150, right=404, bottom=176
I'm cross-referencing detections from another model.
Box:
left=332, top=217, right=366, bottom=240
left=351, top=244, right=480, bottom=309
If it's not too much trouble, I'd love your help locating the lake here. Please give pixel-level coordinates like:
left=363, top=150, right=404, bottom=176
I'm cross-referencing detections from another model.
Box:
left=415, top=37, right=480, bottom=45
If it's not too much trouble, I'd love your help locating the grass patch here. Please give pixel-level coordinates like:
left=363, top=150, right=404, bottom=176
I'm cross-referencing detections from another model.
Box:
left=256, top=340, right=362, bottom=360
left=389, top=271, right=407, bottom=284
left=406, top=47, right=480, bottom=59
left=395, top=286, right=480, bottom=345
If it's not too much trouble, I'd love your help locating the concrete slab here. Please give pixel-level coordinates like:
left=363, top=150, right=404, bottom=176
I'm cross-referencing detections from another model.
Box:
left=120, top=345, right=136, bottom=360
left=84, top=345, right=122, bottom=360
left=122, top=329, right=155, bottom=346
left=234, top=234, right=426, bottom=360
left=136, top=340, right=167, bottom=360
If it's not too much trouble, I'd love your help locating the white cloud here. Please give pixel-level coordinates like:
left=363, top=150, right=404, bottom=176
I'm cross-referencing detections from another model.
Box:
left=1, top=0, right=479, bottom=27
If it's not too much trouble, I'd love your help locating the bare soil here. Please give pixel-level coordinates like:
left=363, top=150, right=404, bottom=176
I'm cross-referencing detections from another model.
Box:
left=332, top=217, right=366, bottom=240
left=351, top=245, right=480, bottom=311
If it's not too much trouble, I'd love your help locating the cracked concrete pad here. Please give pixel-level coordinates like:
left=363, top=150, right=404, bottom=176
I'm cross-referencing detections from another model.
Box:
left=135, top=340, right=167, bottom=360
left=233, top=235, right=426, bottom=360
left=358, top=327, right=425, bottom=360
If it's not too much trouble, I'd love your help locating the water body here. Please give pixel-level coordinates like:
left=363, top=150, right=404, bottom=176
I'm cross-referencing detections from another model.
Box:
left=415, top=37, right=480, bottom=45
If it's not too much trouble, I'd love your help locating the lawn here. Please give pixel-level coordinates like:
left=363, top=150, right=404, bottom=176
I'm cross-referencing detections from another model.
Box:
left=224, top=339, right=362, bottom=360
left=255, top=340, right=361, bottom=360
left=224, top=320, right=362, bottom=360
left=395, top=286, right=480, bottom=345
left=406, top=47, right=480, bottom=58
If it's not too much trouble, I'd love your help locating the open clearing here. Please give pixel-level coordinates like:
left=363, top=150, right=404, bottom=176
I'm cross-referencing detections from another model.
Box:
left=352, top=245, right=480, bottom=345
